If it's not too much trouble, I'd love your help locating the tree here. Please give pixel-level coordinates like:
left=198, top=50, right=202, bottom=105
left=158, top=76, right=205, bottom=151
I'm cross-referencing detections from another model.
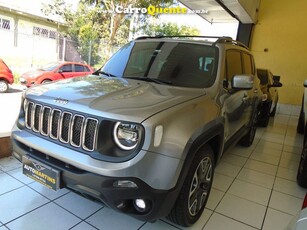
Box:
left=44, top=0, right=195, bottom=65
left=82, top=0, right=174, bottom=44
left=143, top=22, right=200, bottom=36
left=42, top=0, right=104, bottom=65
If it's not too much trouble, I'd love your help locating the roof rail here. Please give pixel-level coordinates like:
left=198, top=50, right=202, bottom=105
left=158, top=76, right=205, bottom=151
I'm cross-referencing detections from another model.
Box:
left=213, top=37, right=249, bottom=49
left=134, top=35, right=249, bottom=49
left=135, top=35, right=224, bottom=40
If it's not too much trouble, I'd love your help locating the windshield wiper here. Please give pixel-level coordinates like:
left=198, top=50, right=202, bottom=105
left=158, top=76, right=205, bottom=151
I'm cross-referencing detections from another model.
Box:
left=94, top=69, right=118, bottom=78
left=124, top=76, right=172, bottom=85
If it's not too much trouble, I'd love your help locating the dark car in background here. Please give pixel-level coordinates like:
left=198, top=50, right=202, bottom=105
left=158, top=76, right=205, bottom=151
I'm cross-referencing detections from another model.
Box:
left=297, top=80, right=307, bottom=187
left=0, top=58, right=14, bottom=93
left=287, top=193, right=307, bottom=229
left=256, top=68, right=282, bottom=126
left=19, top=61, right=93, bottom=87
left=297, top=81, right=307, bottom=135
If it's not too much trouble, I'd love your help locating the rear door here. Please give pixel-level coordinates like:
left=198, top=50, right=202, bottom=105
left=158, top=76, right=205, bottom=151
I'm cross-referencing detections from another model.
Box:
left=74, top=64, right=91, bottom=77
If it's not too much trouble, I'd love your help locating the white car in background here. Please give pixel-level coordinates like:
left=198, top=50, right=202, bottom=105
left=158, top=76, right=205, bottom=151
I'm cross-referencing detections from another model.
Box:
left=288, top=193, right=307, bottom=230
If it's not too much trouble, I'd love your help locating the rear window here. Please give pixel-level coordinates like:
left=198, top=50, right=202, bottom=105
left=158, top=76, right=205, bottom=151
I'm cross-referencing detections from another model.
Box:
left=75, top=64, right=85, bottom=72
left=103, top=41, right=218, bottom=88
left=84, top=66, right=91, bottom=72
left=0, top=60, right=10, bottom=70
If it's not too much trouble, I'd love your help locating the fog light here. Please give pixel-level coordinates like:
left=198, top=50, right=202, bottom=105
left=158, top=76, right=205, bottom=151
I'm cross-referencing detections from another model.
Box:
left=113, top=180, right=138, bottom=188
left=134, top=199, right=146, bottom=212
left=134, top=199, right=149, bottom=213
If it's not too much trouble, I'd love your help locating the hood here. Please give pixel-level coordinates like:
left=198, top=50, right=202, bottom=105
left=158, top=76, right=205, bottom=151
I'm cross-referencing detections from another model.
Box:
left=21, top=70, right=46, bottom=79
left=25, top=75, right=205, bottom=123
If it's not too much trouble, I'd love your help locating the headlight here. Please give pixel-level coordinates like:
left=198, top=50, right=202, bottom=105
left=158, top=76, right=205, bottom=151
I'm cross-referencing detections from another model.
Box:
left=113, top=122, right=141, bottom=150
left=22, top=90, right=27, bottom=111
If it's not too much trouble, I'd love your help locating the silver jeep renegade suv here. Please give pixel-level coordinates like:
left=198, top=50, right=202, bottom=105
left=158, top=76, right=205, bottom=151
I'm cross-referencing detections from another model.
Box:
left=12, top=36, right=262, bottom=226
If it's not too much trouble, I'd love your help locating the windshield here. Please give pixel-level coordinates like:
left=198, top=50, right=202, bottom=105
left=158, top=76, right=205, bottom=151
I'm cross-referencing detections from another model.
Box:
left=41, top=62, right=59, bottom=71
left=102, top=41, right=218, bottom=88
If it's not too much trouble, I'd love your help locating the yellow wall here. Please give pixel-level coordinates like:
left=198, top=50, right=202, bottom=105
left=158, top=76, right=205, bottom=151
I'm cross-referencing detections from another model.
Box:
left=251, top=0, right=307, bottom=105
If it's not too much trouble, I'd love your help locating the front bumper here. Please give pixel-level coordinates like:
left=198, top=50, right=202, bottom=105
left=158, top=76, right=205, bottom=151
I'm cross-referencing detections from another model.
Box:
left=11, top=126, right=183, bottom=221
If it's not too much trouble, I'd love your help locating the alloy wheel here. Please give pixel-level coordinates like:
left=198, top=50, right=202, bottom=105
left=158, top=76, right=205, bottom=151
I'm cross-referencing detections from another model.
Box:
left=188, top=157, right=213, bottom=216
left=0, top=81, right=8, bottom=92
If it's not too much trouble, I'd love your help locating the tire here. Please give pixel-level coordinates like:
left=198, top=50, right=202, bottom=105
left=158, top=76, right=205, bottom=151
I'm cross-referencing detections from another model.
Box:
left=257, top=115, right=270, bottom=127
left=258, top=102, right=271, bottom=127
left=270, top=104, right=277, bottom=117
left=0, top=80, right=8, bottom=93
left=239, top=110, right=259, bottom=147
left=297, top=130, right=307, bottom=187
left=270, top=97, right=278, bottom=117
left=42, top=79, right=52, bottom=84
left=297, top=96, right=305, bottom=134
left=167, top=146, right=215, bottom=227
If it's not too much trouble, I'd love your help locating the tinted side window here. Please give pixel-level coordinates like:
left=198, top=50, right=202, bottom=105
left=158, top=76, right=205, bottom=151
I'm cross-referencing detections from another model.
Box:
left=226, top=50, right=242, bottom=81
left=75, top=64, right=84, bottom=72
left=60, top=64, right=73, bottom=72
left=242, top=53, right=253, bottom=74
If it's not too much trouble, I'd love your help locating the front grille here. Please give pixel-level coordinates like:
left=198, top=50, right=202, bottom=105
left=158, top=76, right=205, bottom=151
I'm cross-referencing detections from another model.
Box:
left=25, top=101, right=98, bottom=152
left=60, top=112, right=72, bottom=143
left=71, top=115, right=84, bottom=147
left=50, top=109, right=61, bottom=139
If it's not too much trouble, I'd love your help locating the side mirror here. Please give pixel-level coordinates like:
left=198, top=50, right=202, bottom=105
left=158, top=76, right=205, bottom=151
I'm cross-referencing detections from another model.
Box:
left=232, top=75, right=254, bottom=90
left=269, top=81, right=283, bottom=88
left=304, top=80, right=307, bottom=88
left=273, top=75, right=280, bottom=82
left=58, top=69, right=63, bottom=73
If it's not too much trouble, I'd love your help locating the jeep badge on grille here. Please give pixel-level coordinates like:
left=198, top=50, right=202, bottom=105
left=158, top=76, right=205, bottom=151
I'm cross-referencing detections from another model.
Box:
left=54, top=97, right=68, bottom=105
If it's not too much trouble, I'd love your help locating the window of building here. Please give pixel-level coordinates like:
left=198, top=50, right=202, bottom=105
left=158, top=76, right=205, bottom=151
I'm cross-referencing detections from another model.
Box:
left=41, top=28, right=49, bottom=37
left=0, top=18, right=11, bottom=30
left=33, top=26, right=41, bottom=35
left=33, top=26, right=57, bottom=39
left=49, top=30, right=57, bottom=39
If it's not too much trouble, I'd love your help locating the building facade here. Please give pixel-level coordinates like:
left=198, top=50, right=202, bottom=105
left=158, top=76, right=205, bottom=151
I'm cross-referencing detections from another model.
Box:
left=0, top=2, right=67, bottom=74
